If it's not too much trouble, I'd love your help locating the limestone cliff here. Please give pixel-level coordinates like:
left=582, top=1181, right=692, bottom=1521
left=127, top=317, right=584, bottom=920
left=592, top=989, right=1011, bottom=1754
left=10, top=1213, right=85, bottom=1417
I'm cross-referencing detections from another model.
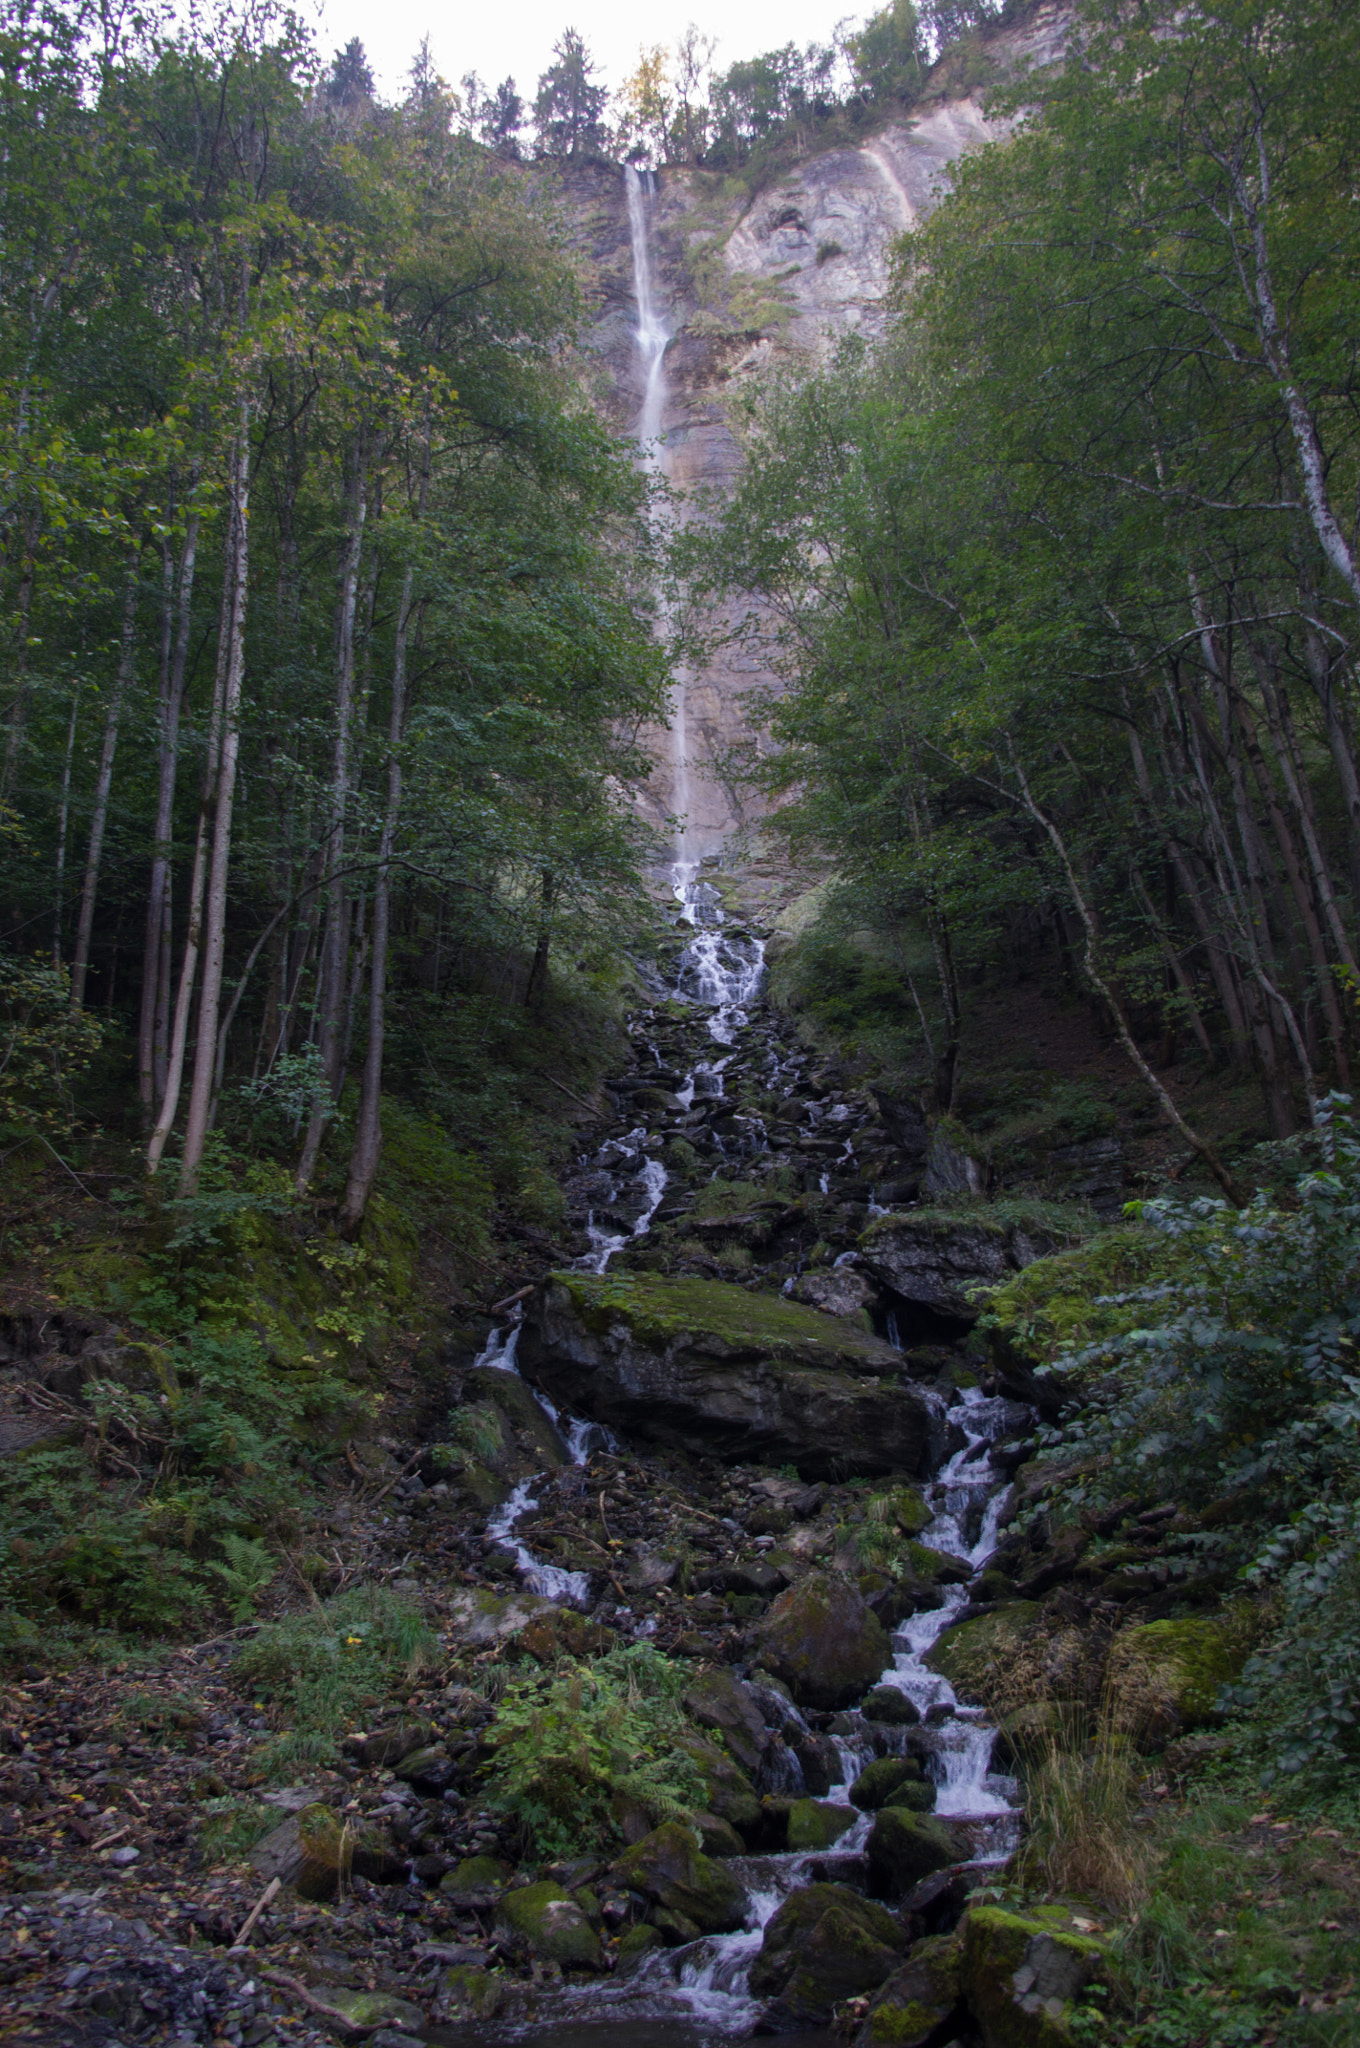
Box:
left=557, top=3, right=1071, bottom=852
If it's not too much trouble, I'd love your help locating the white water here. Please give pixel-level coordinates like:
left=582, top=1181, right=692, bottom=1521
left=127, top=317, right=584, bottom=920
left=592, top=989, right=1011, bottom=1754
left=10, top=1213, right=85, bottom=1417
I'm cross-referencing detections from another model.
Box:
left=671, top=861, right=765, bottom=1046
left=473, top=1324, right=601, bottom=1607
left=625, top=165, right=691, bottom=854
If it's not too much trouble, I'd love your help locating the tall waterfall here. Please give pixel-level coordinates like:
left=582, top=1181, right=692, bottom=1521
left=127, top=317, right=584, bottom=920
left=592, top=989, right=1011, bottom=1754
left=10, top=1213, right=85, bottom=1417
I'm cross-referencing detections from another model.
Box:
left=624, top=165, right=690, bottom=854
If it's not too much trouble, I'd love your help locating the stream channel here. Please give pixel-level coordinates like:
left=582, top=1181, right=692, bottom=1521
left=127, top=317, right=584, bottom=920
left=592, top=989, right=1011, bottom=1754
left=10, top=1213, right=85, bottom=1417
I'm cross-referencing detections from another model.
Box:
left=438, top=864, right=1026, bottom=2048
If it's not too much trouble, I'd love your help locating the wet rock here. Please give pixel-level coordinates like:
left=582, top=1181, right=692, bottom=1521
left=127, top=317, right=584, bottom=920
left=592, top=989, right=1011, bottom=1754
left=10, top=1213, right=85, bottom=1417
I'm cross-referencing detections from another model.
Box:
left=439, top=1855, right=513, bottom=1906
left=393, top=1744, right=457, bottom=1793
left=786, top=1799, right=857, bottom=1851
left=924, top=1602, right=1042, bottom=1702
left=850, top=1757, right=929, bottom=1812
left=610, top=1819, right=746, bottom=1933
left=793, top=1266, right=881, bottom=1322
left=322, top=1989, right=425, bottom=2033
left=858, top=1215, right=1012, bottom=1321
left=866, top=1809, right=970, bottom=1898
left=495, top=1881, right=602, bottom=1969
left=854, top=1930, right=963, bottom=2046
left=693, top=1810, right=747, bottom=1856
left=791, top=1728, right=843, bottom=1795
left=863, top=1685, right=921, bottom=1726
left=677, top=1732, right=762, bottom=1836
left=524, top=1272, right=943, bottom=1479
left=464, top=1364, right=571, bottom=1468
left=960, top=1904, right=1105, bottom=2046
left=682, top=1667, right=770, bottom=1774
left=754, top=1570, right=891, bottom=1710
left=438, top=1966, right=506, bottom=2020
left=923, top=1125, right=985, bottom=1199
left=750, top=1883, right=904, bottom=2027
left=615, top=1923, right=665, bottom=1972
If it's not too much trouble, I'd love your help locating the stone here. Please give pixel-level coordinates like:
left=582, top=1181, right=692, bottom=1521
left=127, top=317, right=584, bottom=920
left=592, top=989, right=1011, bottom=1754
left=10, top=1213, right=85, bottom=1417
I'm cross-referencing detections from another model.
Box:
left=924, top=1603, right=1042, bottom=1702
left=495, top=1881, right=602, bottom=1969
left=854, top=1931, right=963, bottom=2047
left=793, top=1266, right=881, bottom=1322
left=438, top=1854, right=512, bottom=1905
left=693, top=1810, right=746, bottom=1857
left=754, top=1570, right=891, bottom=1710
left=858, top=1215, right=1014, bottom=1322
left=1105, top=1616, right=1244, bottom=1740
left=750, top=1883, right=904, bottom=2027
left=610, top=1820, right=746, bottom=1934
left=991, top=1701, right=1061, bottom=1768
left=850, top=1757, right=929, bottom=1812
left=321, top=1990, right=425, bottom=2033
left=866, top=1809, right=969, bottom=1899
left=676, top=1732, right=762, bottom=1835
left=960, top=1905, right=1105, bottom=2046
left=464, top=1363, right=570, bottom=1469
left=682, top=1667, right=770, bottom=1774
left=523, top=1272, right=946, bottom=1479
left=786, top=1799, right=857, bottom=1851
left=444, top=1585, right=559, bottom=1649
left=437, top=1966, right=505, bottom=2020
left=249, top=1802, right=403, bottom=1900
left=863, top=1685, right=921, bottom=1726
left=922, top=1125, right=985, bottom=1199
left=393, top=1744, right=456, bottom=1793
left=354, top=1719, right=432, bottom=1767
left=792, top=1728, right=843, bottom=1795
left=615, top=1923, right=665, bottom=1972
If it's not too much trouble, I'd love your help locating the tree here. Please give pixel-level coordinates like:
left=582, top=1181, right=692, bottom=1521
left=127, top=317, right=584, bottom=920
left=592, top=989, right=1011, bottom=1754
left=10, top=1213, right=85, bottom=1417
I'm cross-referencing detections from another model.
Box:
left=533, top=28, right=609, bottom=159
left=325, top=38, right=374, bottom=110
left=616, top=46, right=672, bottom=165
left=670, top=24, right=715, bottom=165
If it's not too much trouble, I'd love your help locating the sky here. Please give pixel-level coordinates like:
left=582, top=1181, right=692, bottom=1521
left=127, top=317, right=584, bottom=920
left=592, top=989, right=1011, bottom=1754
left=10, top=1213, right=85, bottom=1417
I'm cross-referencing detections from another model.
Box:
left=306, top=0, right=852, bottom=104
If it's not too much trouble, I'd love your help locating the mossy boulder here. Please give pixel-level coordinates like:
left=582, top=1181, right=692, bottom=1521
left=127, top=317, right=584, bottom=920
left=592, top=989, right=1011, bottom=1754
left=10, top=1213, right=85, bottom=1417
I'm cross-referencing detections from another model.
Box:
left=249, top=1802, right=402, bottom=1899
left=495, top=1880, right=602, bottom=1969
left=855, top=1931, right=963, bottom=2046
left=866, top=1809, right=969, bottom=1898
left=1106, top=1616, right=1245, bottom=1738
left=750, top=1883, right=904, bottom=2026
left=925, top=1603, right=1042, bottom=1703
left=693, top=1810, right=747, bottom=1857
left=615, top=1923, right=665, bottom=1972
left=787, top=1799, right=858, bottom=1851
left=676, top=1732, right=762, bottom=1835
left=321, top=1989, right=425, bottom=2032
left=960, top=1904, right=1105, bottom=2046
left=863, top=1685, right=921, bottom=1726
left=682, top=1666, right=769, bottom=1774
left=980, top=1226, right=1164, bottom=1413
left=438, top=1966, right=505, bottom=2021
left=464, top=1364, right=570, bottom=1469
left=439, top=1855, right=512, bottom=1904
left=851, top=1757, right=931, bottom=1813
left=523, top=1271, right=945, bottom=1479
left=754, top=1570, right=891, bottom=1710
left=610, top=1821, right=746, bottom=1934
left=905, top=1540, right=972, bottom=1585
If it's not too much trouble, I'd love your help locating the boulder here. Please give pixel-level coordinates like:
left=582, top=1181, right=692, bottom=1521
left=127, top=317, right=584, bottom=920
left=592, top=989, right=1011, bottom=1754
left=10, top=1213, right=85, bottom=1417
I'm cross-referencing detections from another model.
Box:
left=854, top=1931, right=963, bottom=2047
left=925, top=1603, right=1042, bottom=1702
left=393, top=1744, right=457, bottom=1793
left=786, top=1799, right=858, bottom=1851
left=610, top=1821, right=746, bottom=1934
left=750, top=1883, right=904, bottom=2027
left=321, top=1990, right=424, bottom=2033
left=676, top=1732, right=762, bottom=1836
left=866, top=1809, right=969, bottom=1899
left=445, top=1586, right=559, bottom=1650
left=693, top=1811, right=746, bottom=1857
left=858, top=1215, right=1014, bottom=1322
left=792, top=1728, right=843, bottom=1795
left=495, top=1881, right=601, bottom=1969
left=1105, top=1616, right=1244, bottom=1741
left=437, top=1967, right=505, bottom=2021
left=923, top=1125, right=985, bottom=1199
left=249, top=1803, right=403, bottom=1900
left=793, top=1266, right=881, bottom=1323
left=863, top=1685, right=921, bottom=1727
left=754, top=1571, right=891, bottom=1710
left=439, top=1855, right=512, bottom=1906
left=960, top=1905, right=1105, bottom=2046
left=682, top=1667, right=771, bottom=1775
left=850, top=1757, right=930, bottom=1812
left=464, top=1364, right=570, bottom=1469
left=523, top=1272, right=946, bottom=1479
left=353, top=1720, right=432, bottom=1768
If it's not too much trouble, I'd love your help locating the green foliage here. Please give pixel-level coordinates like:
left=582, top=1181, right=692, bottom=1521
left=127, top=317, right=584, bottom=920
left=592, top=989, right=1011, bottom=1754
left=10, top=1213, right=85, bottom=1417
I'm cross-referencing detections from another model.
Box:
left=231, top=1585, right=434, bottom=1777
left=197, top=1796, right=278, bottom=1866
left=205, top=1534, right=280, bottom=1624
left=481, top=1642, right=708, bottom=1857
left=0, top=952, right=101, bottom=1136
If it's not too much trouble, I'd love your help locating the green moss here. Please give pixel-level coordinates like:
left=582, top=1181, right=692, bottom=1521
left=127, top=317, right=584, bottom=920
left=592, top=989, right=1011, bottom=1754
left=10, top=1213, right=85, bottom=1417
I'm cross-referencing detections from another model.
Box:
left=979, top=1224, right=1170, bottom=1379
left=924, top=1603, right=1042, bottom=1701
left=960, top=1905, right=1105, bottom=2048
left=547, top=1269, right=895, bottom=1368
left=1108, top=1615, right=1246, bottom=1727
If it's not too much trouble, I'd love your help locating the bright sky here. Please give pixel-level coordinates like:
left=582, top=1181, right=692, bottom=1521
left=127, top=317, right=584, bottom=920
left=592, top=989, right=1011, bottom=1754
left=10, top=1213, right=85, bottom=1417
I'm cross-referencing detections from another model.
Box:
left=306, top=0, right=853, bottom=103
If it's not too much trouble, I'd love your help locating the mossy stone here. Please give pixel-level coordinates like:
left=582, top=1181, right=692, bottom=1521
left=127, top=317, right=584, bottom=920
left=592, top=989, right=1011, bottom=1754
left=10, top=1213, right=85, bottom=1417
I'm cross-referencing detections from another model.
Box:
left=866, top=1809, right=969, bottom=1898
left=754, top=1570, right=891, bottom=1710
left=439, top=1854, right=511, bottom=1902
left=786, top=1800, right=857, bottom=1851
left=1107, top=1615, right=1244, bottom=1732
left=676, top=1732, right=761, bottom=1835
left=495, top=1880, right=601, bottom=1969
left=750, top=1883, right=904, bottom=2026
left=960, top=1904, right=1105, bottom=2047
left=438, top=1966, right=505, bottom=2020
left=322, top=1990, right=425, bottom=2031
left=693, top=1810, right=746, bottom=1857
left=850, top=1757, right=926, bottom=1812
left=615, top=1923, right=664, bottom=1972
left=855, top=1931, right=962, bottom=2047
left=924, top=1602, right=1041, bottom=1702
left=863, top=1685, right=921, bottom=1727
left=610, top=1820, right=746, bottom=1934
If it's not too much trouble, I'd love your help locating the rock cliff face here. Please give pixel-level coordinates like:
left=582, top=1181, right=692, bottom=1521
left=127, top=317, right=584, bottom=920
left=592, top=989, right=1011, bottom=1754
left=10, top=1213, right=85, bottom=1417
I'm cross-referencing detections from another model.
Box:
left=557, top=5, right=1070, bottom=851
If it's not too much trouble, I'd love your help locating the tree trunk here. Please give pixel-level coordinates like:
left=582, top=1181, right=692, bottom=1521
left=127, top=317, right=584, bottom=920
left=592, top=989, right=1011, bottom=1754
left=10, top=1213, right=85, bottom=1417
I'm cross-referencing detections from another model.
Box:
left=70, top=559, right=141, bottom=1009
left=138, top=508, right=199, bottom=1116
left=179, top=417, right=251, bottom=1194
left=296, top=442, right=367, bottom=1194
left=51, top=685, right=80, bottom=967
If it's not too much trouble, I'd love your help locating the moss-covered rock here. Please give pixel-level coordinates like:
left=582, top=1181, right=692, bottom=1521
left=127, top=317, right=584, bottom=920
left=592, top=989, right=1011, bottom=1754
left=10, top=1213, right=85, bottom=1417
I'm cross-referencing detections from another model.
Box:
left=754, top=1570, right=891, bottom=1710
left=495, top=1880, right=602, bottom=1969
left=439, top=1854, right=512, bottom=1903
left=464, top=1364, right=569, bottom=1469
left=786, top=1799, right=858, bottom=1851
left=682, top=1666, right=769, bottom=1774
left=1106, top=1615, right=1245, bottom=1737
left=925, top=1603, right=1042, bottom=1702
left=438, top=1966, right=505, bottom=2020
left=750, top=1883, right=904, bottom=2026
left=610, top=1820, right=746, bottom=1934
left=866, top=1809, right=969, bottom=1898
left=960, top=1904, right=1105, bottom=2046
left=676, top=1732, right=762, bottom=1836
left=862, top=1685, right=921, bottom=1726
left=849, top=1757, right=927, bottom=1811
left=615, top=1923, right=665, bottom=1972
left=855, top=1931, right=963, bottom=2046
left=248, top=1801, right=402, bottom=1899
left=693, top=1810, right=747, bottom=1857
left=321, top=1989, right=426, bottom=2032
left=979, top=1226, right=1165, bottom=1411
left=523, top=1272, right=944, bottom=1479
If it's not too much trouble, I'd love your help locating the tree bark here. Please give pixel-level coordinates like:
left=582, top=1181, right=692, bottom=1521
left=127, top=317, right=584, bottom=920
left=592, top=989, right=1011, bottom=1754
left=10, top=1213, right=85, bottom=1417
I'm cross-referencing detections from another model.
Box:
left=138, top=507, right=200, bottom=1116
left=70, top=559, right=141, bottom=1010
left=51, top=685, right=80, bottom=968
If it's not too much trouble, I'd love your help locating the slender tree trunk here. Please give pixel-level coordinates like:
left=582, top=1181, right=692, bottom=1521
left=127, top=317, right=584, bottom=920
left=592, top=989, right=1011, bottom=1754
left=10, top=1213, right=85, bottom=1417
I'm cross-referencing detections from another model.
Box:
left=180, top=416, right=251, bottom=1193
left=1129, top=865, right=1216, bottom=1064
left=52, top=685, right=80, bottom=967
left=1, top=526, right=38, bottom=805
left=138, top=507, right=199, bottom=1115
left=1007, top=745, right=1248, bottom=1205
left=70, top=559, right=141, bottom=1009
left=296, top=443, right=367, bottom=1194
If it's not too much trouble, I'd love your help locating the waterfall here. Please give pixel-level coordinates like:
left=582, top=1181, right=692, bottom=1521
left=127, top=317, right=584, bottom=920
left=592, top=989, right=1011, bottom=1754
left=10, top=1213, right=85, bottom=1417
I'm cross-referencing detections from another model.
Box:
left=624, top=165, right=690, bottom=854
